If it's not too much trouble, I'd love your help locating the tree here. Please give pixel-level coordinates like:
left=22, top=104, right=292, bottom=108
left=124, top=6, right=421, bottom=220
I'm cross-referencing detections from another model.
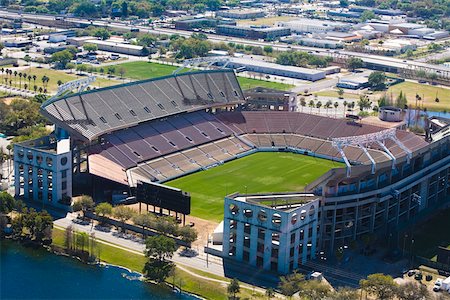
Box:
left=0, top=191, right=15, bottom=214
left=337, top=88, right=344, bottom=99
left=309, top=100, right=315, bottom=113
left=334, top=101, right=339, bottom=117
left=95, top=202, right=112, bottom=224
left=57, top=80, right=63, bottom=86
left=368, top=71, right=386, bottom=90
left=76, top=64, right=88, bottom=75
left=72, top=195, right=95, bottom=219
left=64, top=225, right=74, bottom=250
left=395, top=91, right=407, bottom=109
left=132, top=213, right=154, bottom=237
left=113, top=205, right=134, bottom=232
left=263, top=45, right=273, bottom=54
left=298, top=280, right=331, bottom=300
left=137, top=34, right=157, bottom=47
left=41, top=75, right=50, bottom=89
left=265, top=287, right=275, bottom=299
left=143, top=235, right=176, bottom=283
left=396, top=281, right=430, bottom=300
left=83, top=43, right=98, bottom=53
left=94, top=28, right=111, bottom=40
left=360, top=273, right=398, bottom=300
left=360, top=10, right=377, bottom=22
left=278, top=271, right=305, bottom=298
left=330, top=287, right=359, bottom=300
left=154, top=216, right=178, bottom=236
left=121, top=1, right=128, bottom=17
left=228, top=278, right=240, bottom=300
left=300, top=97, right=306, bottom=112
left=316, top=101, right=322, bottom=113
left=346, top=58, right=363, bottom=72
left=177, top=226, right=197, bottom=246
left=358, top=95, right=372, bottom=111
left=107, top=66, right=116, bottom=76
left=51, top=50, right=74, bottom=68
left=118, top=67, right=126, bottom=79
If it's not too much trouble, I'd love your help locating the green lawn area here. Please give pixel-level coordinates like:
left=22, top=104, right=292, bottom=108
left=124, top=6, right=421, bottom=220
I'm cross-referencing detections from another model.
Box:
left=237, top=77, right=294, bottom=91
left=0, top=67, right=119, bottom=93
left=108, top=61, right=180, bottom=80
left=412, top=208, right=450, bottom=260
left=387, top=81, right=450, bottom=112
left=52, top=227, right=264, bottom=300
left=166, top=152, right=343, bottom=222
left=315, top=89, right=361, bottom=100
left=107, top=61, right=294, bottom=91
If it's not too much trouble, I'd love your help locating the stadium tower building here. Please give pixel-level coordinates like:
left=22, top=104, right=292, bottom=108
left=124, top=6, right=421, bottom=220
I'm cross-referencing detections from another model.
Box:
left=13, top=70, right=450, bottom=274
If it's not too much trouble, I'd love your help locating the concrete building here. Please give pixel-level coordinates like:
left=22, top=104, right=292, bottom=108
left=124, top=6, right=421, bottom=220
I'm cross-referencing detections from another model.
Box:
left=4, top=39, right=32, bottom=48
left=327, top=10, right=362, bottom=19
left=14, top=130, right=73, bottom=209
left=379, top=106, right=403, bottom=122
left=243, top=87, right=297, bottom=111
left=216, top=9, right=265, bottom=19
left=174, top=18, right=236, bottom=30
left=217, top=25, right=291, bottom=40
left=337, top=72, right=371, bottom=89
left=221, top=57, right=326, bottom=81
left=278, top=18, right=351, bottom=34
left=222, top=193, right=320, bottom=274
left=67, top=37, right=145, bottom=56
left=289, top=37, right=343, bottom=49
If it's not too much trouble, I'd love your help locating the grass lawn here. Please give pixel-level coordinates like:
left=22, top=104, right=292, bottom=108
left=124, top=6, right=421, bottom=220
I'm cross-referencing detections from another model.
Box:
left=166, top=152, right=343, bottom=222
left=315, top=89, right=361, bottom=100
left=108, top=61, right=180, bottom=80
left=0, top=67, right=119, bottom=93
left=237, top=77, right=294, bottom=91
left=387, top=81, right=450, bottom=112
left=107, top=61, right=294, bottom=91
left=411, top=208, right=450, bottom=260
left=51, top=227, right=265, bottom=300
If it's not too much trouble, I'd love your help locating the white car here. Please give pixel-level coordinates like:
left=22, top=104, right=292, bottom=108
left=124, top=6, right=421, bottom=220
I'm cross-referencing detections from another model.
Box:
left=433, top=279, right=443, bottom=292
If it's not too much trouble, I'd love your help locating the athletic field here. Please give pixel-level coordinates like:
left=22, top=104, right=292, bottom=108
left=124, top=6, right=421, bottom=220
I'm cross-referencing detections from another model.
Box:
left=166, top=152, right=344, bottom=222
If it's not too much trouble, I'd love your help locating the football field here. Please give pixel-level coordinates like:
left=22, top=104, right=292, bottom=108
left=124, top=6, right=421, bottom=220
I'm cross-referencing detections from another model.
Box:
left=166, top=152, right=344, bottom=222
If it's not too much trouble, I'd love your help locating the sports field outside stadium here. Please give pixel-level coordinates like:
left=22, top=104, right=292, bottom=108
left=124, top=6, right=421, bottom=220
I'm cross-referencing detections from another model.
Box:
left=166, top=152, right=344, bottom=222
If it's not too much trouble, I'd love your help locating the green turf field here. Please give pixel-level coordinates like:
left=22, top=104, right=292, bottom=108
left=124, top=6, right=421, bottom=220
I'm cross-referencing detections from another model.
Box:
left=166, top=152, right=344, bottom=222
left=107, top=61, right=294, bottom=91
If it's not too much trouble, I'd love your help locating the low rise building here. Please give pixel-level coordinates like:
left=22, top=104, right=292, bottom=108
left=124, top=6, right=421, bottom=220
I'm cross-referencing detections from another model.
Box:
left=337, top=72, right=371, bottom=89
left=174, top=18, right=236, bottom=30
left=4, top=39, right=32, bottom=48
left=221, top=57, right=326, bottom=81
left=216, top=9, right=265, bottom=19
left=278, top=18, right=351, bottom=34
left=292, top=37, right=343, bottom=49
left=217, top=25, right=291, bottom=40
left=67, top=37, right=146, bottom=56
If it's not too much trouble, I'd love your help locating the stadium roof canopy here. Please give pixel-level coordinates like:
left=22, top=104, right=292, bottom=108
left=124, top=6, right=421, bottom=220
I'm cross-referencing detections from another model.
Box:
left=40, top=70, right=245, bottom=141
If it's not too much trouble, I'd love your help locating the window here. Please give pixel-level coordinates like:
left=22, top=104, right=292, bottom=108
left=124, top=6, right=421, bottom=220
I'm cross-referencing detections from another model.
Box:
left=133, top=151, right=141, bottom=157
left=170, top=100, right=178, bottom=107
left=185, top=136, right=192, bottom=142
left=61, top=157, right=68, bottom=166
left=207, top=93, right=213, bottom=99
left=130, top=110, right=137, bottom=116
left=220, top=91, right=225, bottom=97
left=157, top=103, right=165, bottom=110
left=201, top=132, right=208, bottom=137
left=234, top=91, right=239, bottom=97
left=144, top=106, right=151, bottom=113
left=62, top=181, right=67, bottom=190
left=62, top=170, right=67, bottom=179
left=151, top=146, right=159, bottom=152
left=99, top=117, right=107, bottom=123
left=115, top=113, right=122, bottom=120
left=169, top=141, right=176, bottom=147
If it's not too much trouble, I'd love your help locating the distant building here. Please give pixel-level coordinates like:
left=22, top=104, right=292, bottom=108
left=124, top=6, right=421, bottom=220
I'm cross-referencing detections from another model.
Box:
left=4, top=39, right=32, bottom=48
left=278, top=18, right=351, bottom=34
left=220, top=57, right=326, bottom=81
left=327, top=10, right=362, bottom=19
left=216, top=9, right=265, bottom=19
left=174, top=18, right=236, bottom=30
left=244, top=87, right=297, bottom=111
left=217, top=25, right=291, bottom=40
left=337, top=72, right=371, bottom=89
left=324, top=31, right=362, bottom=43
left=67, top=37, right=146, bottom=56
left=291, top=37, right=343, bottom=49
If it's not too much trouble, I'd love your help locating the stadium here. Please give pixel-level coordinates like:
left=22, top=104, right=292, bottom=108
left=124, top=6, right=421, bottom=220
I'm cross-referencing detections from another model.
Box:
left=13, top=69, right=450, bottom=274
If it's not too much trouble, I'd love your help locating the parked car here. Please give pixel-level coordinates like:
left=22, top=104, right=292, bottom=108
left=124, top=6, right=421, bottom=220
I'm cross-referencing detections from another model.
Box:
left=434, top=279, right=443, bottom=292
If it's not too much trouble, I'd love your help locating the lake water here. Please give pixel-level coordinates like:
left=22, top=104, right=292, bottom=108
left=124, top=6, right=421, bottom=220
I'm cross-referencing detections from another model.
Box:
left=0, top=240, right=196, bottom=300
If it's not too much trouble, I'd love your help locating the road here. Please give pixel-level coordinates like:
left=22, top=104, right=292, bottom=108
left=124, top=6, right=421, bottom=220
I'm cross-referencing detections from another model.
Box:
left=2, top=10, right=449, bottom=78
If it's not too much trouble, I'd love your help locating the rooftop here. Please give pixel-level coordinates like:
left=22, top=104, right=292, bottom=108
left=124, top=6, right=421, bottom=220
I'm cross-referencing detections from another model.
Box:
left=228, top=57, right=325, bottom=75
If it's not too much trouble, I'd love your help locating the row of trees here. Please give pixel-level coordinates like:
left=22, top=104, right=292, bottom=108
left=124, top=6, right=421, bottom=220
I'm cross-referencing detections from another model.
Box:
left=0, top=68, right=50, bottom=93
left=274, top=271, right=431, bottom=300
left=276, top=51, right=333, bottom=68
left=72, top=196, right=197, bottom=244
left=299, top=98, right=360, bottom=115
left=63, top=225, right=99, bottom=262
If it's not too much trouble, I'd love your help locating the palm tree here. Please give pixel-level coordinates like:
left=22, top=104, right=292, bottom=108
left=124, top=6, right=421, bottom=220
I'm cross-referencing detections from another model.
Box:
left=27, top=75, right=32, bottom=87
left=308, top=100, right=315, bottom=113
left=316, top=101, right=322, bottom=114
left=334, top=101, right=339, bottom=117
left=33, top=85, right=37, bottom=93
left=299, top=97, right=306, bottom=112
left=343, top=100, right=348, bottom=115
left=13, top=71, right=17, bottom=86
left=38, top=87, right=43, bottom=93
left=57, top=80, right=63, bottom=86
left=18, top=72, right=22, bottom=89
left=24, top=83, right=28, bottom=90
left=32, top=75, right=37, bottom=85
